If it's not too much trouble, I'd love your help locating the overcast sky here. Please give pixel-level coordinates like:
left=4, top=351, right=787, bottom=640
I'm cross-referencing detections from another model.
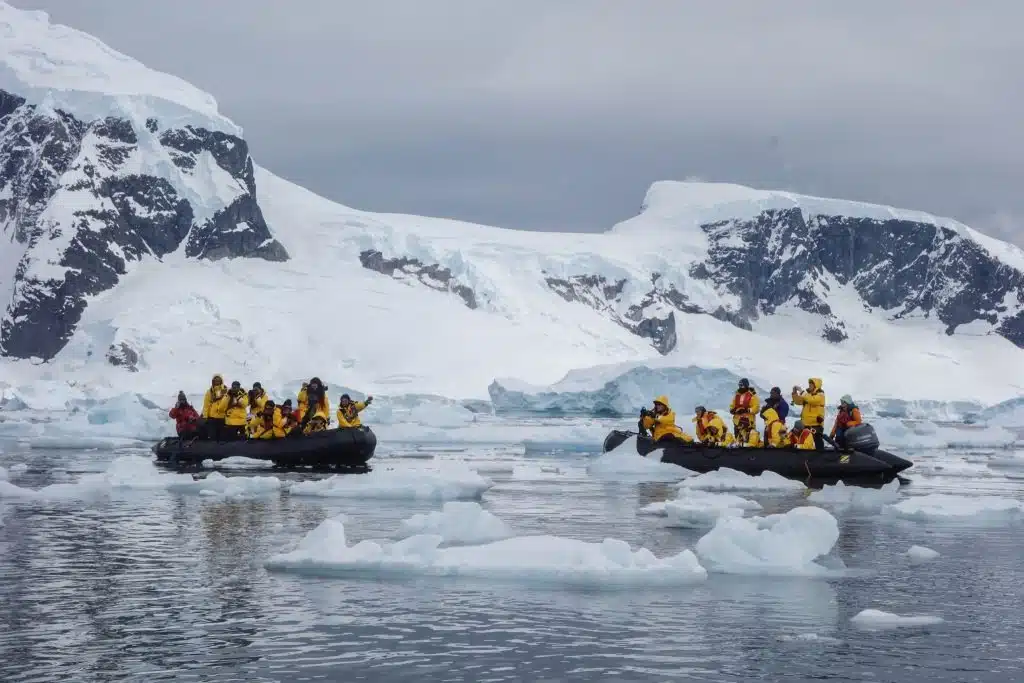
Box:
left=13, top=1, right=1024, bottom=240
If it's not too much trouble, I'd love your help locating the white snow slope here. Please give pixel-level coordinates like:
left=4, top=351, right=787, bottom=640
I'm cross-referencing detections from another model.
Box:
left=3, top=2, right=1024, bottom=413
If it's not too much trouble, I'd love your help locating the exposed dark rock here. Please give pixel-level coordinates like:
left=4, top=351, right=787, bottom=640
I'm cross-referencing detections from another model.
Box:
left=359, top=249, right=477, bottom=309
left=145, top=117, right=158, bottom=133
left=0, top=88, right=289, bottom=360
left=544, top=274, right=679, bottom=354
left=106, top=342, right=140, bottom=372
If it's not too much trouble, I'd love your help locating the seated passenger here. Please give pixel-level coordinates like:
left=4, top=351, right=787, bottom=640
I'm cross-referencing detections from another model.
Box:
left=223, top=381, right=249, bottom=441
left=169, top=391, right=201, bottom=438
left=250, top=401, right=285, bottom=440
left=830, top=395, right=862, bottom=448
left=762, top=407, right=788, bottom=448
left=640, top=395, right=694, bottom=443
left=337, top=394, right=373, bottom=428
left=303, top=412, right=329, bottom=435
left=789, top=420, right=816, bottom=450
left=693, top=406, right=732, bottom=446
left=735, top=415, right=762, bottom=448
left=278, top=399, right=301, bottom=436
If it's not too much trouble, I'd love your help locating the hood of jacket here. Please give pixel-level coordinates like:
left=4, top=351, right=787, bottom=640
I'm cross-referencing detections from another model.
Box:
left=653, top=395, right=671, bottom=411
left=809, top=378, right=823, bottom=392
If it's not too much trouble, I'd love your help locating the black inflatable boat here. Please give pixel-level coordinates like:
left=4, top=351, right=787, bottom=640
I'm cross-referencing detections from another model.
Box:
left=152, top=427, right=377, bottom=470
left=602, top=424, right=912, bottom=485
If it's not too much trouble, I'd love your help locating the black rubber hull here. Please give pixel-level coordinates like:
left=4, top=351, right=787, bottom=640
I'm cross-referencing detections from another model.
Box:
left=602, top=430, right=912, bottom=485
left=152, top=427, right=377, bottom=469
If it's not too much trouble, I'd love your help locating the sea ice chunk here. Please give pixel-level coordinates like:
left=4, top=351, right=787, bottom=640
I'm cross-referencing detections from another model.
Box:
left=677, top=468, right=805, bottom=492
left=905, top=545, right=940, bottom=563
left=850, top=609, right=944, bottom=630
left=695, top=506, right=840, bottom=576
left=641, top=489, right=762, bottom=528
left=807, top=480, right=901, bottom=510
left=396, top=502, right=512, bottom=545
left=265, top=517, right=708, bottom=586
left=885, top=494, right=1023, bottom=521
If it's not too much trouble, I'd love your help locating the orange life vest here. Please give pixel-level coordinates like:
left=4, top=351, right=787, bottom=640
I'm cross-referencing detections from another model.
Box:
left=735, top=390, right=753, bottom=412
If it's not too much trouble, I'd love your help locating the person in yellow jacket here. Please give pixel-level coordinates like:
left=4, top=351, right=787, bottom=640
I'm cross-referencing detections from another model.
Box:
left=201, top=374, right=229, bottom=439
left=792, top=378, right=826, bottom=449
left=303, top=411, right=329, bottom=435
left=337, top=394, right=373, bottom=428
left=693, top=406, right=731, bottom=446
left=278, top=400, right=301, bottom=436
left=762, top=407, right=788, bottom=448
left=248, top=382, right=269, bottom=416
left=640, top=396, right=694, bottom=443
left=250, top=401, right=286, bottom=439
left=300, top=377, right=330, bottom=430
left=729, top=378, right=760, bottom=438
left=296, top=382, right=309, bottom=421
left=222, top=381, right=249, bottom=440
left=788, top=420, right=816, bottom=450
left=734, top=415, right=762, bottom=447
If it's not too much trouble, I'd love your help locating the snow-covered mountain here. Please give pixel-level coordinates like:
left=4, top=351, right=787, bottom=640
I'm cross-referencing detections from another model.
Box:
left=0, top=4, right=286, bottom=362
left=2, top=2, right=1024, bottom=414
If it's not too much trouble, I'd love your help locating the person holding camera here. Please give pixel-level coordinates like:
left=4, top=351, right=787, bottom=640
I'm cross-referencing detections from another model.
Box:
left=169, top=391, right=201, bottom=438
left=223, top=381, right=250, bottom=440
left=639, top=396, right=693, bottom=443
left=792, top=378, right=826, bottom=449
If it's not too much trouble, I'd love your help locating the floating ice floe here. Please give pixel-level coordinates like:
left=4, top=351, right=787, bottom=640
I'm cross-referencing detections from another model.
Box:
left=396, top=502, right=512, bottom=545
left=885, top=494, right=1023, bottom=521
left=807, top=480, right=902, bottom=510
left=873, top=418, right=1016, bottom=450
left=265, top=516, right=708, bottom=586
left=0, top=455, right=281, bottom=500
left=905, top=545, right=940, bottom=563
left=586, top=436, right=687, bottom=481
left=641, top=489, right=762, bottom=528
left=850, top=609, right=944, bottom=630
left=695, top=506, right=840, bottom=576
left=288, top=463, right=494, bottom=501
left=677, top=468, right=805, bottom=492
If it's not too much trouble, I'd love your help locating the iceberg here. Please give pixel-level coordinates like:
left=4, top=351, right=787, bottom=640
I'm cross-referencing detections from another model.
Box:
left=586, top=435, right=687, bottom=481
left=641, top=488, right=762, bottom=528
left=807, top=480, right=902, bottom=510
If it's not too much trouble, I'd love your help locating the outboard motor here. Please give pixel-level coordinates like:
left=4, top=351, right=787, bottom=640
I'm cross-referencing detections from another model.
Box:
left=844, top=423, right=880, bottom=453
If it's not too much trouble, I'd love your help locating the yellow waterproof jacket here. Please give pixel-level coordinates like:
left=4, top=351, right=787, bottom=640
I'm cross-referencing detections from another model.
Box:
left=336, top=401, right=367, bottom=428
left=694, top=411, right=728, bottom=444
left=251, top=417, right=285, bottom=439
left=247, top=406, right=280, bottom=435
left=793, top=378, right=826, bottom=428
left=202, top=375, right=228, bottom=419
left=297, top=385, right=308, bottom=420
left=729, top=389, right=760, bottom=425
left=248, top=390, right=268, bottom=416
left=762, top=408, right=788, bottom=447
left=303, top=410, right=329, bottom=435
left=641, top=396, right=694, bottom=442
left=790, top=428, right=816, bottom=450
left=737, top=427, right=762, bottom=448
left=224, top=391, right=249, bottom=427
left=279, top=415, right=300, bottom=435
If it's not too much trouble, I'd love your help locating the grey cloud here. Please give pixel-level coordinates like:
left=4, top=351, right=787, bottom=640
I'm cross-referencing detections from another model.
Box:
left=11, top=0, right=1024, bottom=239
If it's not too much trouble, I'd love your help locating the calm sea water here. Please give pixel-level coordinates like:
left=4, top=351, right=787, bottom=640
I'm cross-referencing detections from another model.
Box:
left=0, top=439, right=1022, bottom=683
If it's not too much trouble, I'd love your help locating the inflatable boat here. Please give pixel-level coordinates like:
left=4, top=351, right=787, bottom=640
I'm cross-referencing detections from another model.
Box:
left=602, top=424, right=912, bottom=485
left=152, top=426, right=377, bottom=470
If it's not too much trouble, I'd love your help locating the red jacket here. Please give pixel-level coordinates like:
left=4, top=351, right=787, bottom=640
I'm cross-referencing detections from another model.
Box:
left=169, top=404, right=200, bottom=435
